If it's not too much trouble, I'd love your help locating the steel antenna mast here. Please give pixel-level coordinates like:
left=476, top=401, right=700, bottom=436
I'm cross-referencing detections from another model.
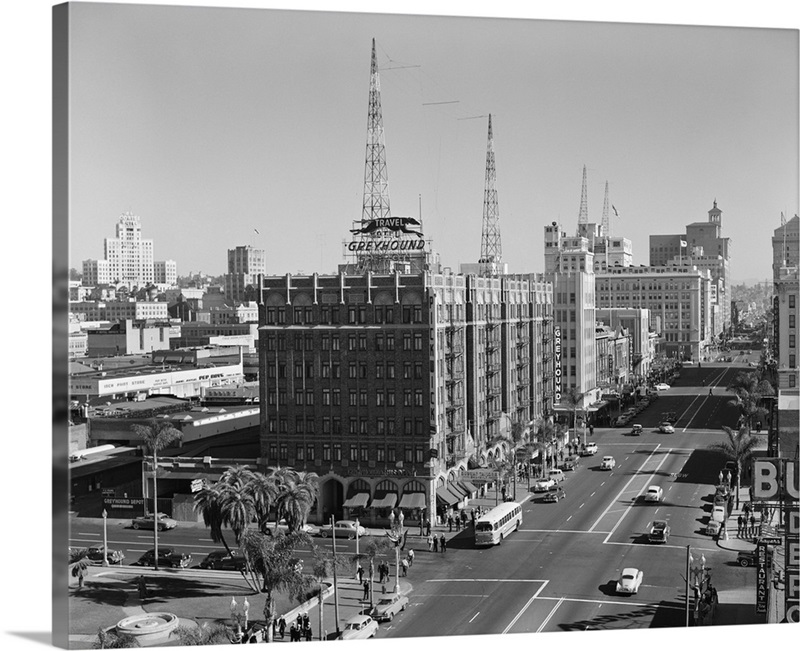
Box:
left=577, top=164, right=589, bottom=231
left=479, top=114, right=502, bottom=276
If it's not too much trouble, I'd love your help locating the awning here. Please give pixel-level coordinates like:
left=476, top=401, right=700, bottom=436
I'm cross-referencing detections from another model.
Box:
left=457, top=480, right=478, bottom=495
left=435, top=485, right=461, bottom=505
left=342, top=493, right=370, bottom=509
left=398, top=493, right=426, bottom=510
left=448, top=482, right=469, bottom=498
left=369, top=493, right=397, bottom=509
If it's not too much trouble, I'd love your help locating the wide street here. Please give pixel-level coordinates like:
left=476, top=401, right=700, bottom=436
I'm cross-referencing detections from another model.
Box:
left=68, top=356, right=762, bottom=639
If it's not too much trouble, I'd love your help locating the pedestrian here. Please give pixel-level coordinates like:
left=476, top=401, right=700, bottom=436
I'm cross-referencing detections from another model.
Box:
left=401, top=558, right=408, bottom=577
left=304, top=623, right=312, bottom=642
left=137, top=575, right=147, bottom=600
left=425, top=518, right=431, bottom=536
left=407, top=549, right=415, bottom=567
left=356, top=563, right=364, bottom=583
left=470, top=509, right=476, bottom=527
left=589, top=424, right=594, bottom=436
left=289, top=623, right=298, bottom=642
left=750, top=514, right=757, bottom=538
left=743, top=502, right=750, bottom=519
left=440, top=533, right=447, bottom=553
left=433, top=535, right=439, bottom=553
left=737, top=514, right=744, bottom=537
left=447, top=514, right=453, bottom=532
left=363, top=579, right=370, bottom=601
left=709, top=387, right=713, bottom=395
left=279, top=617, right=286, bottom=639
left=427, top=533, right=434, bottom=552
left=702, top=379, right=705, bottom=387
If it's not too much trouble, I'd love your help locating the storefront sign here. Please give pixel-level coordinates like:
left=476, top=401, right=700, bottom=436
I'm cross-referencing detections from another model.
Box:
left=756, top=540, right=769, bottom=615
left=553, top=326, right=562, bottom=403
left=787, top=506, right=799, bottom=623
left=752, top=459, right=799, bottom=501
left=461, top=469, right=499, bottom=481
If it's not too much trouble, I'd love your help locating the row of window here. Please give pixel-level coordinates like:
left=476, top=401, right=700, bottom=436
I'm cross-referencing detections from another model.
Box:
left=265, top=304, right=425, bottom=326
left=266, top=417, right=428, bottom=437
left=266, top=442, right=428, bottom=464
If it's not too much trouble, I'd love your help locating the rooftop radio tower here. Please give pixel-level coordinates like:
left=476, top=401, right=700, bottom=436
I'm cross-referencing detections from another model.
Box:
left=577, top=164, right=589, bottom=228
left=601, top=180, right=610, bottom=237
left=362, top=38, right=391, bottom=226
left=479, top=114, right=502, bottom=276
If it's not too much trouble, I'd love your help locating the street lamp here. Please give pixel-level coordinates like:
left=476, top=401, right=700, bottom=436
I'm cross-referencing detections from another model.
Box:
left=386, top=509, right=405, bottom=593
left=101, top=508, right=109, bottom=567
left=230, top=597, right=249, bottom=641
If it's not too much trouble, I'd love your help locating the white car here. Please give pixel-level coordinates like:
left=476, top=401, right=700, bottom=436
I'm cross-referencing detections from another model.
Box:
left=616, top=567, right=644, bottom=594
left=318, top=520, right=366, bottom=539
left=655, top=383, right=671, bottom=391
left=600, top=456, right=616, bottom=470
left=644, top=485, right=663, bottom=502
left=711, top=505, right=726, bottom=523
left=658, top=422, right=675, bottom=434
left=533, top=477, right=557, bottom=493
left=370, top=593, right=409, bottom=622
left=581, top=442, right=598, bottom=456
left=338, top=614, right=378, bottom=640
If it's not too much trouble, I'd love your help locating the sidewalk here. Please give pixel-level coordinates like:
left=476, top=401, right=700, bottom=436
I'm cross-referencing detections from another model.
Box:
left=715, top=487, right=768, bottom=553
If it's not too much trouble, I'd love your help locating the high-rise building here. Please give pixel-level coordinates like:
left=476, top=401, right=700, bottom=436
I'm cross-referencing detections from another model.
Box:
left=154, top=260, right=178, bottom=286
left=103, top=212, right=155, bottom=287
left=225, top=245, right=266, bottom=302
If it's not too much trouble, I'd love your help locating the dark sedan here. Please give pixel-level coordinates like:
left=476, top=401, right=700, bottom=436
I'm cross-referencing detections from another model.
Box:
left=133, top=547, right=191, bottom=568
left=199, top=550, right=246, bottom=571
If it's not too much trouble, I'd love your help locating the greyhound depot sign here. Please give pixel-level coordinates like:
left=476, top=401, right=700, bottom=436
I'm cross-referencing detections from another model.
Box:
left=348, top=217, right=425, bottom=252
left=753, top=458, right=798, bottom=623
left=553, top=326, right=563, bottom=403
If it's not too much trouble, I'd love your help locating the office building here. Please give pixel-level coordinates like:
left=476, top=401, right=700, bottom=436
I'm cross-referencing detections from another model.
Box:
left=225, top=245, right=266, bottom=302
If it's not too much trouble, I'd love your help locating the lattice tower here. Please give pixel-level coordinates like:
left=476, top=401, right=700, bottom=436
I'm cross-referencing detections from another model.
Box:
left=601, top=180, right=610, bottom=237
left=479, top=114, right=502, bottom=276
left=577, top=164, right=588, bottom=227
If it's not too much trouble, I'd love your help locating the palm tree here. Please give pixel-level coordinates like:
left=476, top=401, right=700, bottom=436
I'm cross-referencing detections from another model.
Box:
left=708, top=425, right=761, bottom=508
left=726, top=371, right=775, bottom=431
left=92, top=627, right=140, bottom=648
left=244, top=472, right=279, bottom=534
left=350, top=536, right=393, bottom=610
left=240, top=529, right=314, bottom=643
left=70, top=548, right=91, bottom=591
left=193, top=484, right=235, bottom=556
left=310, top=546, right=356, bottom=640
left=131, top=419, right=182, bottom=571
left=531, top=417, right=561, bottom=474
left=562, top=387, right=585, bottom=444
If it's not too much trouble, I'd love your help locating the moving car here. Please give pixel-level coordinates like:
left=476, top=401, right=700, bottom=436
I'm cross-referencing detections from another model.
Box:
left=644, top=486, right=663, bottom=503
left=199, top=550, right=246, bottom=571
left=581, top=442, right=598, bottom=456
left=131, top=513, right=177, bottom=531
left=736, top=550, right=756, bottom=567
left=533, top=477, right=557, bottom=492
left=70, top=546, right=125, bottom=565
left=649, top=520, right=670, bottom=543
left=318, top=520, right=366, bottom=539
left=658, top=422, right=675, bottom=434
left=337, top=614, right=378, bottom=640
left=616, top=568, right=644, bottom=594
left=631, top=424, right=643, bottom=436
left=561, top=455, right=580, bottom=471
left=600, top=456, right=616, bottom=470
left=542, top=487, right=566, bottom=502
left=133, top=547, right=191, bottom=568
left=548, top=468, right=565, bottom=483
left=655, top=383, right=671, bottom=391
left=370, top=593, right=409, bottom=622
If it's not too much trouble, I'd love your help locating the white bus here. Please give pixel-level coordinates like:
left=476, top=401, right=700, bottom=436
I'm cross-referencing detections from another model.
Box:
left=474, top=501, right=523, bottom=546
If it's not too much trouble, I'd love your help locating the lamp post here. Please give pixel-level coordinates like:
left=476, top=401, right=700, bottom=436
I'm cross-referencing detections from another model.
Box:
left=101, top=508, right=109, bottom=567
left=331, top=516, right=341, bottom=635
left=386, top=509, right=405, bottom=594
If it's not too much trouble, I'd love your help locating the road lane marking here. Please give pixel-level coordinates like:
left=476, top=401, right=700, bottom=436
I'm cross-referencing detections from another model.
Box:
left=536, top=596, right=565, bottom=633
left=579, top=503, right=585, bottom=509
left=589, top=444, right=662, bottom=532
left=536, top=596, right=684, bottom=610
left=519, top=529, right=611, bottom=534
left=469, top=612, right=480, bottom=623
left=502, top=580, right=548, bottom=634
left=427, top=579, right=547, bottom=583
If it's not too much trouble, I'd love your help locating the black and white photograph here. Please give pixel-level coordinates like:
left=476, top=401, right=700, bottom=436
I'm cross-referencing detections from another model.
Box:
left=4, top=2, right=800, bottom=650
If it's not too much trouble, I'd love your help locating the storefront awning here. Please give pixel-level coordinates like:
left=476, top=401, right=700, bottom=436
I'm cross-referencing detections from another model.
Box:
left=369, top=493, right=397, bottom=509
left=342, top=493, right=370, bottom=509
left=457, top=480, right=478, bottom=495
left=398, top=493, right=426, bottom=510
left=448, top=482, right=469, bottom=498
left=435, top=485, right=461, bottom=505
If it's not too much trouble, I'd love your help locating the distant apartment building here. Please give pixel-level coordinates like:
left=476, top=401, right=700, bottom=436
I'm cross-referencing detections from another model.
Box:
left=649, top=201, right=731, bottom=335
left=225, top=245, right=266, bottom=302
left=153, top=259, right=178, bottom=286
left=596, top=265, right=712, bottom=361
left=595, top=307, right=655, bottom=382
left=82, top=259, right=111, bottom=285
left=172, top=322, right=259, bottom=350
left=86, top=319, right=177, bottom=357
left=70, top=300, right=169, bottom=322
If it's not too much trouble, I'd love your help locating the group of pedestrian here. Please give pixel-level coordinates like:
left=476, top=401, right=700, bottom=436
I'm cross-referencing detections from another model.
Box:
left=273, top=613, right=312, bottom=642
left=446, top=509, right=470, bottom=532
left=426, top=532, right=448, bottom=552
left=736, top=510, right=759, bottom=538
left=376, top=560, right=391, bottom=583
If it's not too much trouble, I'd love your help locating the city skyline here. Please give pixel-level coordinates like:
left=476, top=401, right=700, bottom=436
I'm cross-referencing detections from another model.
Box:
left=67, top=5, right=797, bottom=284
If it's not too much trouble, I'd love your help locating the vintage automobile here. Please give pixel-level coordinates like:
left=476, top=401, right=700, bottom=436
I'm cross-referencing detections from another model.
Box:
left=631, top=424, right=643, bottom=436
left=542, top=487, right=566, bottom=502
left=581, top=442, right=598, bottom=456
left=131, top=513, right=177, bottom=531
left=561, top=455, right=580, bottom=471
left=649, top=520, right=670, bottom=544
left=658, top=422, right=675, bottom=434
left=70, top=546, right=125, bottom=565
left=132, top=547, right=191, bottom=569
left=736, top=550, right=756, bottom=567
left=644, top=485, right=663, bottom=503
left=600, top=456, right=616, bottom=470
left=655, top=383, right=671, bottom=391
left=533, top=477, right=557, bottom=493
left=198, top=550, right=246, bottom=571
left=337, top=614, right=379, bottom=640
left=370, top=593, right=409, bottom=622
left=317, top=520, right=366, bottom=539
left=616, top=568, right=644, bottom=594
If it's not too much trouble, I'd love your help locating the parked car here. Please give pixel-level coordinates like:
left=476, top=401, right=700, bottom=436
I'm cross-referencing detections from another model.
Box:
left=655, top=383, right=671, bottom=391
left=199, top=550, right=246, bottom=571
left=658, top=422, right=675, bottom=434
left=736, top=550, right=756, bottom=567
left=649, top=520, right=670, bottom=544
left=370, top=593, right=409, bottom=622
left=600, top=456, right=616, bottom=470
left=711, top=505, right=727, bottom=523
left=542, top=487, right=566, bottom=502
left=705, top=519, right=722, bottom=536
left=131, top=513, right=177, bottom=531
left=133, top=547, right=191, bottom=568
left=616, top=568, right=644, bottom=594
left=318, top=520, right=366, bottom=539
left=533, top=477, right=557, bottom=493
left=644, top=486, right=663, bottom=503
left=631, top=424, right=643, bottom=436
left=86, top=545, right=125, bottom=565
left=581, top=442, right=598, bottom=456
left=337, top=614, right=378, bottom=640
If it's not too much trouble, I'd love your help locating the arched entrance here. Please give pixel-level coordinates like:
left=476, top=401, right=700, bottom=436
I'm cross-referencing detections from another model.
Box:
left=318, top=477, right=344, bottom=524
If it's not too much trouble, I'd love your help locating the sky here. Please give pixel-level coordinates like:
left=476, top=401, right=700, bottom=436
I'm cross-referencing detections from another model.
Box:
left=1, top=3, right=798, bottom=651
left=66, top=3, right=798, bottom=284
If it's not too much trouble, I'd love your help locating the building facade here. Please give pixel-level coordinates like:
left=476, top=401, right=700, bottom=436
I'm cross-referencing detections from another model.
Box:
left=225, top=245, right=266, bottom=302
left=103, top=212, right=155, bottom=287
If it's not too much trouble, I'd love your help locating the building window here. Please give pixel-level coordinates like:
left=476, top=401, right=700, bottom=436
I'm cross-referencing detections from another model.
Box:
left=791, top=334, right=796, bottom=349
left=296, top=444, right=304, bottom=461
left=387, top=445, right=396, bottom=462
left=360, top=390, right=368, bottom=407
left=333, top=444, right=342, bottom=461
left=386, top=334, right=395, bottom=351
left=359, top=334, right=367, bottom=351
left=415, top=363, right=423, bottom=379
left=348, top=335, right=357, bottom=351
left=360, top=445, right=369, bottom=462
left=404, top=446, right=413, bottom=462
left=350, top=445, right=358, bottom=462
left=414, top=389, right=423, bottom=407
left=376, top=334, right=383, bottom=351
left=377, top=447, right=385, bottom=462
left=376, top=365, right=385, bottom=379
left=377, top=420, right=385, bottom=435
left=404, top=389, right=412, bottom=407
left=387, top=364, right=395, bottom=380
left=790, top=315, right=796, bottom=329
left=295, top=390, right=304, bottom=406
left=387, top=392, right=396, bottom=407
left=404, top=419, right=413, bottom=435
left=332, top=389, right=341, bottom=406
left=403, top=362, right=412, bottom=379
left=349, top=363, right=357, bottom=379
left=790, top=295, right=796, bottom=309
left=414, top=333, right=423, bottom=350
left=377, top=392, right=385, bottom=407
left=791, top=354, right=796, bottom=369
left=323, top=443, right=331, bottom=461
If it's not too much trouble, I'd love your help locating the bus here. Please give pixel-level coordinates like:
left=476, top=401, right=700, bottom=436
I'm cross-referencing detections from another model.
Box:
left=474, top=501, right=523, bottom=546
